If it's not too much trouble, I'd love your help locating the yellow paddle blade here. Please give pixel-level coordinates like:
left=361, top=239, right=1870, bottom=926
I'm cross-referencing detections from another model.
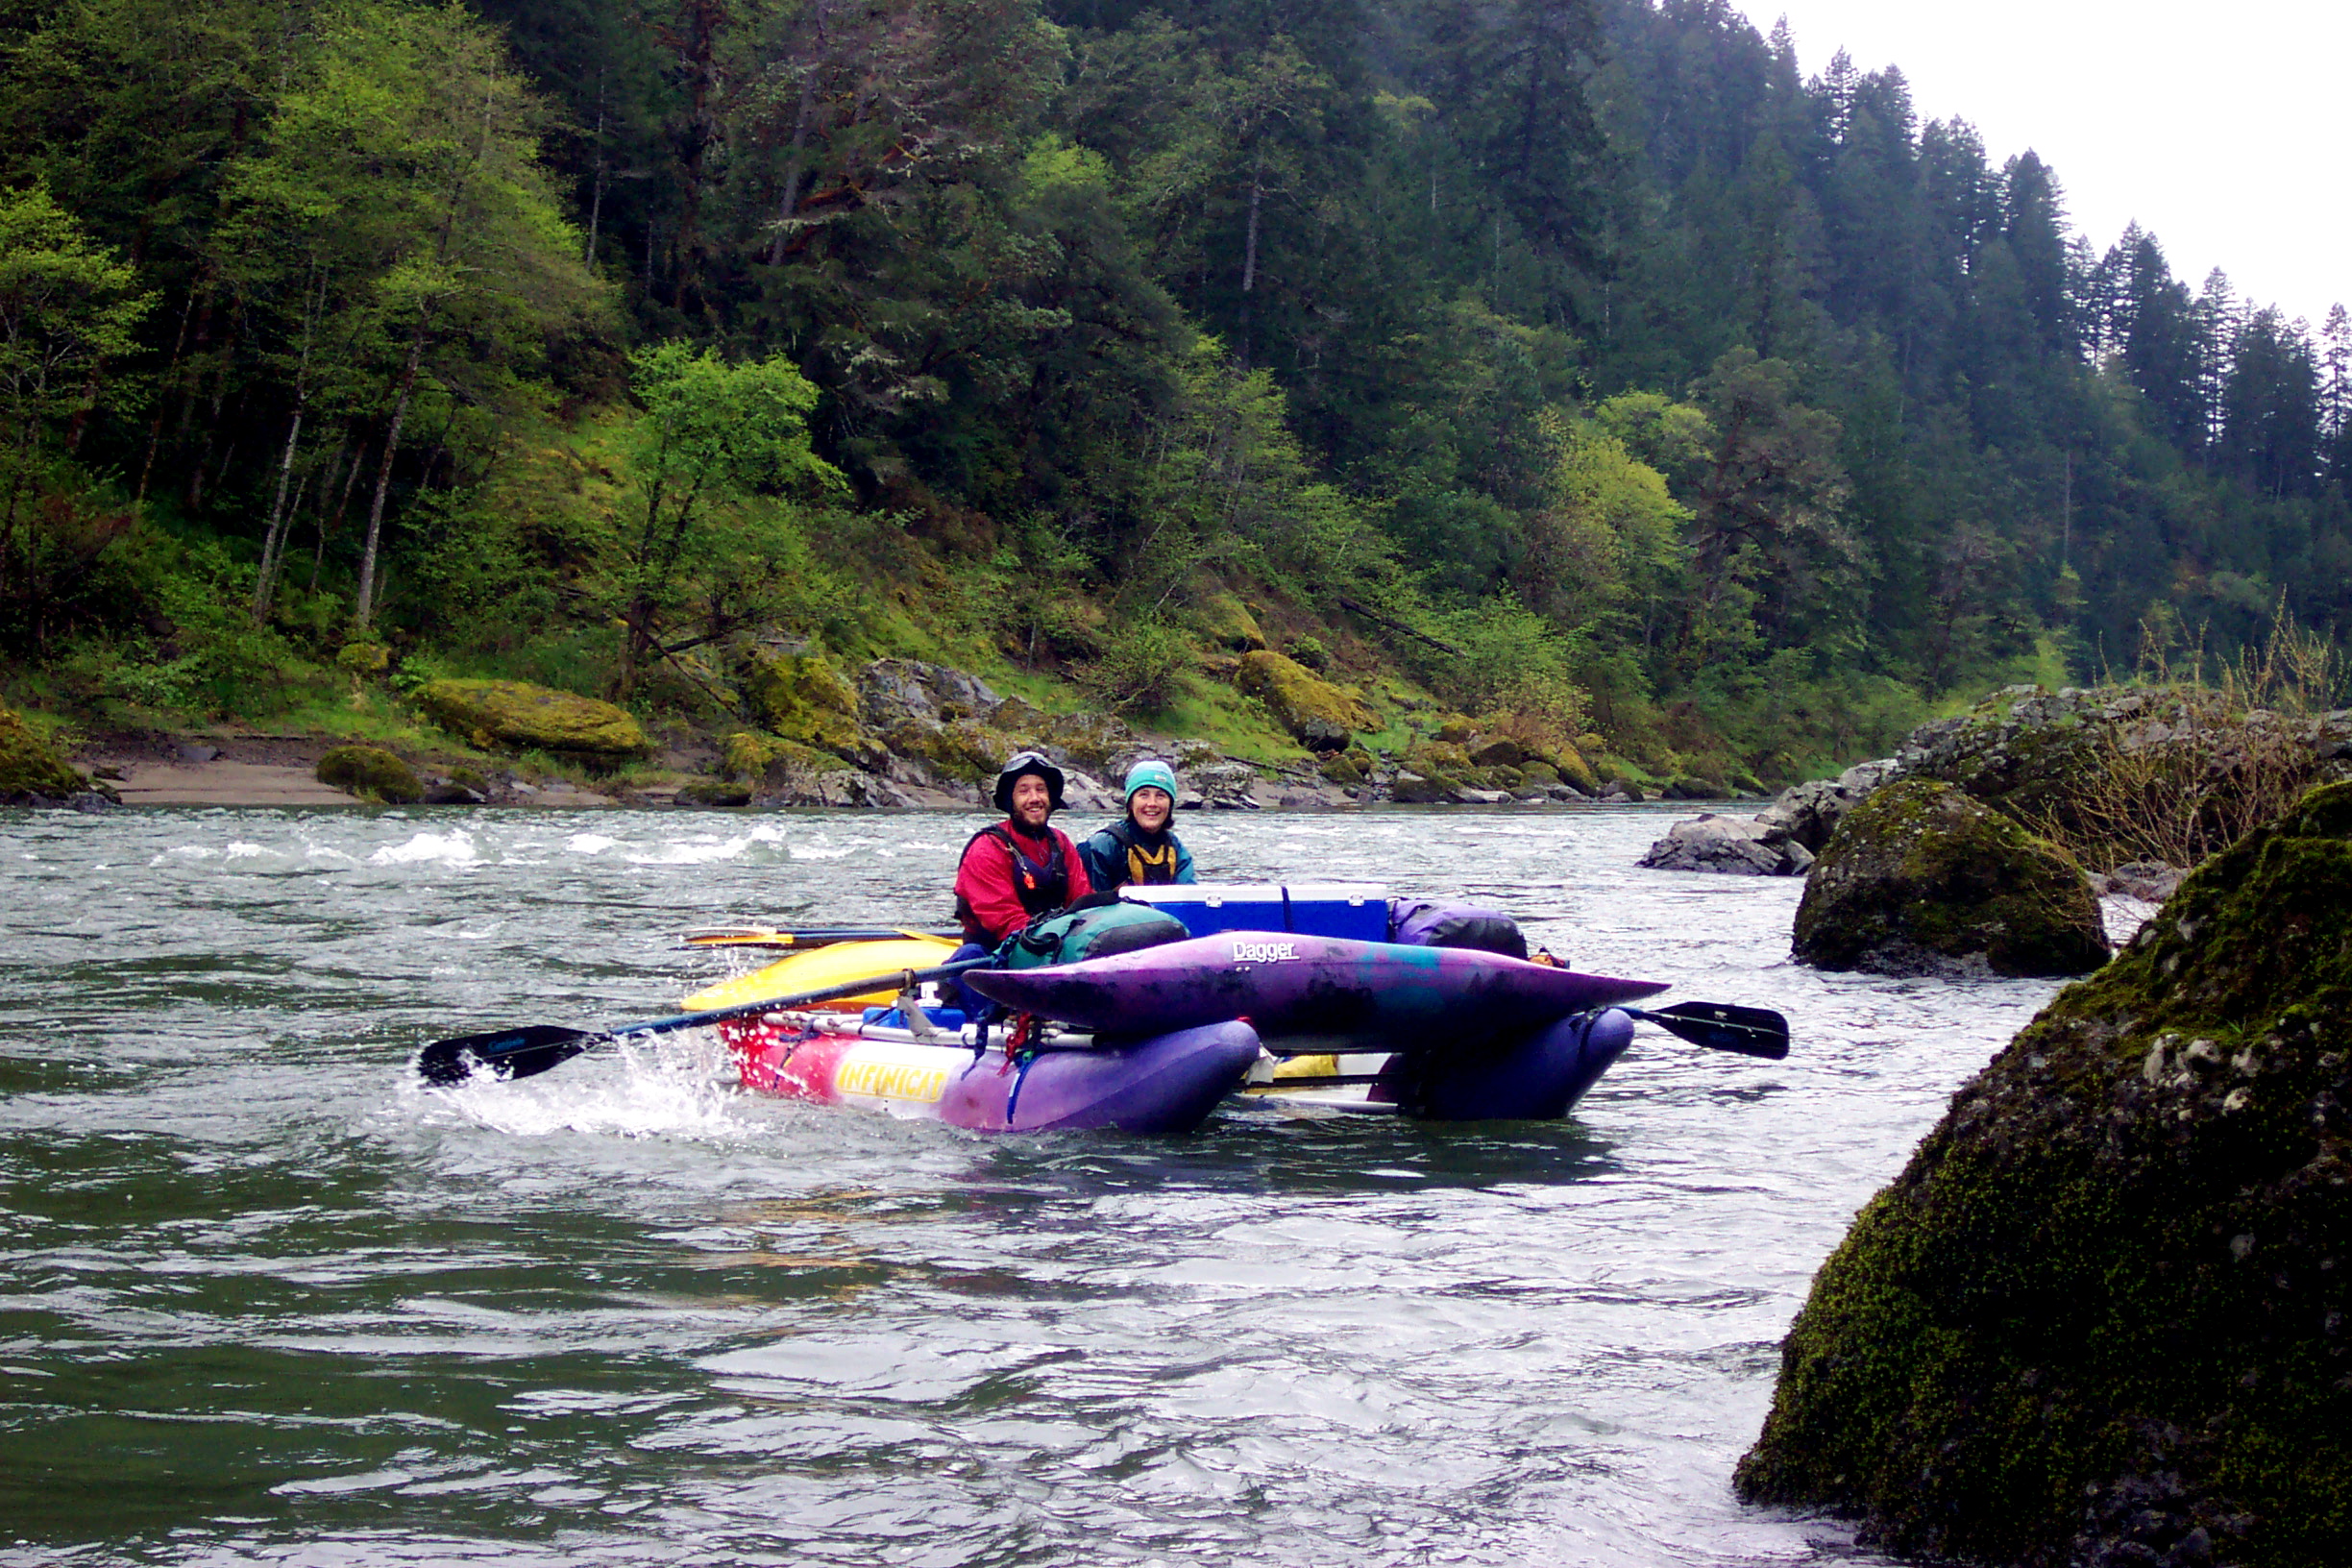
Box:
left=679, top=927, right=796, bottom=948
left=681, top=936, right=961, bottom=1013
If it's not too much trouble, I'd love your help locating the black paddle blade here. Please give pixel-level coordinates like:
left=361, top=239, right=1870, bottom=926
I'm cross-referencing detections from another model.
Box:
left=416, top=1024, right=604, bottom=1086
left=1629, top=1002, right=1790, bottom=1060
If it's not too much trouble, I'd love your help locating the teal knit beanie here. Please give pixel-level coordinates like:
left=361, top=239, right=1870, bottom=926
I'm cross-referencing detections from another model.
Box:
left=1123, top=758, right=1178, bottom=804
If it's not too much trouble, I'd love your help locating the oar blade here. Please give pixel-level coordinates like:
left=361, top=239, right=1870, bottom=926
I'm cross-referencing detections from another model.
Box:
left=416, top=1024, right=604, bottom=1087
left=1635, top=1001, right=1790, bottom=1060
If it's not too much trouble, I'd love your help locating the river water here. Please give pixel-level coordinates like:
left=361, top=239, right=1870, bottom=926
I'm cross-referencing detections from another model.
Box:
left=0, top=804, right=2109, bottom=1566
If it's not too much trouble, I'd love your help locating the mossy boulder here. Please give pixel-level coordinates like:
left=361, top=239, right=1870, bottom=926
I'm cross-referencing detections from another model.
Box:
left=1518, top=760, right=1561, bottom=788
left=721, top=731, right=854, bottom=782
left=738, top=649, right=886, bottom=769
left=1320, top=751, right=1365, bottom=786
left=0, top=705, right=102, bottom=803
left=1467, top=735, right=1526, bottom=769
left=1402, top=738, right=1474, bottom=780
left=1739, top=779, right=2352, bottom=1568
left=1794, top=777, right=2109, bottom=977
left=416, top=678, right=651, bottom=760
left=1234, top=650, right=1372, bottom=752
left=315, top=746, right=424, bottom=804
left=1552, top=748, right=1601, bottom=796
left=878, top=718, right=1013, bottom=785
left=1195, top=594, right=1268, bottom=652
left=1025, top=708, right=1136, bottom=772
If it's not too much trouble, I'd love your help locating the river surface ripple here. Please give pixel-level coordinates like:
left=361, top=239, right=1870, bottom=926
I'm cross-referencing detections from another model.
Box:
left=0, top=804, right=2119, bottom=1566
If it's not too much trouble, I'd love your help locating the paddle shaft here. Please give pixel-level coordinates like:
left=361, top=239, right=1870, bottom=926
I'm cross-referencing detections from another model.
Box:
left=678, top=927, right=962, bottom=949
left=417, top=957, right=994, bottom=1086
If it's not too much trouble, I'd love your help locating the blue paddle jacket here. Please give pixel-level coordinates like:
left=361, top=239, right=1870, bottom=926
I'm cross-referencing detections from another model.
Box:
left=1080, top=817, right=1196, bottom=891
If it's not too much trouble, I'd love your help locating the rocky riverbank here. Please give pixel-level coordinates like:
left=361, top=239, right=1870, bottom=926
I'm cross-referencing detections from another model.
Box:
left=12, top=642, right=1659, bottom=811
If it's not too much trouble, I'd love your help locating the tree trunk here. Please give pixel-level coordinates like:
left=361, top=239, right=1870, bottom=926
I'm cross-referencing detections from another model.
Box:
left=251, top=405, right=305, bottom=622
left=1238, top=142, right=1263, bottom=368
left=584, top=76, right=606, bottom=266
left=353, top=318, right=428, bottom=633
left=313, top=433, right=364, bottom=592
left=252, top=271, right=324, bottom=623
left=766, top=20, right=824, bottom=268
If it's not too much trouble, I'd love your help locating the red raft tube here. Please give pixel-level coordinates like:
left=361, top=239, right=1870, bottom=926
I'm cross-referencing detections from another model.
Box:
left=720, top=1012, right=1263, bottom=1136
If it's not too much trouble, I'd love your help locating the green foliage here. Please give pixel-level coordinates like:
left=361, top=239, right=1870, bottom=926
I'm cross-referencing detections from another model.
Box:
left=614, top=343, right=837, bottom=693
left=1079, top=616, right=1193, bottom=716
left=2, top=0, right=2347, bottom=788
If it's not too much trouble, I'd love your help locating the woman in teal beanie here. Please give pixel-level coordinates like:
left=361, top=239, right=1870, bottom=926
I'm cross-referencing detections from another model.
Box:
left=1080, top=758, right=1197, bottom=890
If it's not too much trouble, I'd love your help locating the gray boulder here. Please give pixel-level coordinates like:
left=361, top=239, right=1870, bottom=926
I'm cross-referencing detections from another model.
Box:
left=1190, top=761, right=1262, bottom=809
left=752, top=767, right=919, bottom=809
left=855, top=659, right=1005, bottom=729
left=1639, top=813, right=1816, bottom=876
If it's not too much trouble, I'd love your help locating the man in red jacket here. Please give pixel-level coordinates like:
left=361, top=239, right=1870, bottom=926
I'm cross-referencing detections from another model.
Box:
left=953, top=750, right=1092, bottom=945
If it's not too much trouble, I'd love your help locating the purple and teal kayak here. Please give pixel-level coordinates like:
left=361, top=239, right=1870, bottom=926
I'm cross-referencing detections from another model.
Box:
left=965, top=931, right=1668, bottom=1041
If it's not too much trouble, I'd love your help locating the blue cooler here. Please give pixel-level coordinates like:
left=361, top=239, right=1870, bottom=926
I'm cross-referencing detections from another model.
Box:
left=1124, top=882, right=1388, bottom=943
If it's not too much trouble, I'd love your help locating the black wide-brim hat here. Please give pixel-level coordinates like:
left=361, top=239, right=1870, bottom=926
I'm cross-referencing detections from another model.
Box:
left=992, top=749, right=1066, bottom=813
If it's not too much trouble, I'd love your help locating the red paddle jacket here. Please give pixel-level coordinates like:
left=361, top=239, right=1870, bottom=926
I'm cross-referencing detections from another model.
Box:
left=953, top=819, right=1091, bottom=943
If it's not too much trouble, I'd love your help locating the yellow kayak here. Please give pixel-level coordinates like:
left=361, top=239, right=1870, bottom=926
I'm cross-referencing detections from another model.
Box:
left=681, top=935, right=960, bottom=1014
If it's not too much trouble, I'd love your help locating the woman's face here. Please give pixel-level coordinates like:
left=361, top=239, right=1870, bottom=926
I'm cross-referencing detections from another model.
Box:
left=1129, top=786, right=1173, bottom=832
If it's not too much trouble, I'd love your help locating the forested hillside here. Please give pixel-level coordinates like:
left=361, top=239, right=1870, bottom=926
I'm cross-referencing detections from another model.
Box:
left=3, top=0, right=2344, bottom=784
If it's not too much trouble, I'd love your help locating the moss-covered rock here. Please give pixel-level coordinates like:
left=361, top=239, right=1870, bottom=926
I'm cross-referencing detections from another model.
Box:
left=1553, top=747, right=1601, bottom=796
left=878, top=718, right=1012, bottom=785
left=1234, top=650, right=1372, bottom=752
left=1402, top=738, right=1474, bottom=779
left=1518, top=760, right=1561, bottom=788
left=1024, top=709, right=1135, bottom=772
left=738, top=649, right=887, bottom=769
left=1195, top=594, right=1268, bottom=652
left=1467, top=735, right=1526, bottom=769
left=1794, top=776, right=2109, bottom=976
left=1740, top=779, right=2352, bottom=1568
left=0, top=705, right=100, bottom=803
left=721, top=730, right=854, bottom=782
left=416, top=678, right=651, bottom=760
left=1320, top=750, right=1365, bottom=786
left=315, top=746, right=425, bottom=804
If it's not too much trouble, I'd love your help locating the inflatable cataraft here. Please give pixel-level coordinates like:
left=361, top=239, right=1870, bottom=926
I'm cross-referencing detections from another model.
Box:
left=665, top=884, right=1779, bottom=1132
left=417, top=885, right=1786, bottom=1133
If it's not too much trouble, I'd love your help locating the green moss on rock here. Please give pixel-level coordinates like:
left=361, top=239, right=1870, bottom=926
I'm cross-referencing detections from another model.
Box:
left=1234, top=650, right=1372, bottom=752
left=0, top=705, right=97, bottom=802
left=416, top=678, right=650, bottom=760
left=1794, top=776, right=2109, bottom=977
left=1553, top=748, right=1601, bottom=795
left=1195, top=594, right=1268, bottom=652
left=315, top=746, right=424, bottom=804
left=1740, top=779, right=2352, bottom=1568
left=738, top=650, right=886, bottom=769
left=722, top=731, right=853, bottom=781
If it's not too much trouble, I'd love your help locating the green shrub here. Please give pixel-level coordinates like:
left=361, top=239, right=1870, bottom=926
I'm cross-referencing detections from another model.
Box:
left=1081, top=619, right=1193, bottom=715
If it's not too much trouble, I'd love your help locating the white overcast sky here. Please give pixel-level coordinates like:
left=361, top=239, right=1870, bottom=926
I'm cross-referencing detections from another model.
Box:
left=1727, top=1, right=2347, bottom=329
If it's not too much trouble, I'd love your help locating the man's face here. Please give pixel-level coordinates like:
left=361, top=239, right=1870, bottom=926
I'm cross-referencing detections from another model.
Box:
left=1129, top=786, right=1172, bottom=832
left=1010, top=772, right=1052, bottom=828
